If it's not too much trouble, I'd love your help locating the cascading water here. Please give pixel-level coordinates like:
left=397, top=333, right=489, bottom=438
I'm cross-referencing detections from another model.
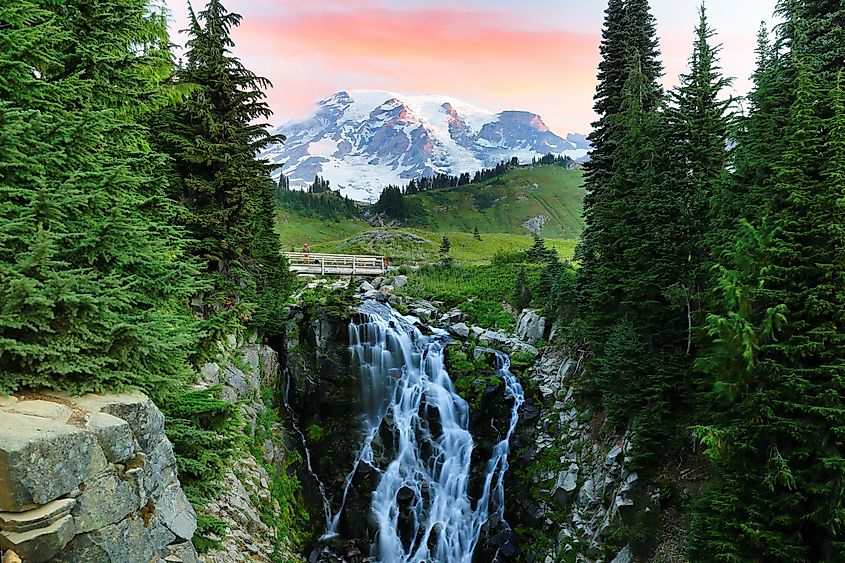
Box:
left=324, top=300, right=524, bottom=562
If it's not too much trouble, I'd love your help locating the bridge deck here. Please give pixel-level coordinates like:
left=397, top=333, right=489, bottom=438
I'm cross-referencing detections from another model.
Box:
left=284, top=253, right=387, bottom=276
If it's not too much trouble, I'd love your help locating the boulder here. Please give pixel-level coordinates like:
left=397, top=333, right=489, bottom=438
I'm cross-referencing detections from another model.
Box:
left=0, top=412, right=109, bottom=512
left=392, top=275, right=408, bottom=290
left=448, top=323, right=470, bottom=339
left=514, top=309, right=547, bottom=345
left=359, top=281, right=375, bottom=293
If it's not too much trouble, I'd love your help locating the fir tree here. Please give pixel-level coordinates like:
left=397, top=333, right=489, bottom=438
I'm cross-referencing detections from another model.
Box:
left=512, top=266, right=530, bottom=313
left=577, top=0, right=665, bottom=353
left=473, top=226, right=482, bottom=241
left=666, top=4, right=733, bottom=351
left=0, top=0, right=200, bottom=393
left=439, top=235, right=452, bottom=268
left=150, top=0, right=292, bottom=339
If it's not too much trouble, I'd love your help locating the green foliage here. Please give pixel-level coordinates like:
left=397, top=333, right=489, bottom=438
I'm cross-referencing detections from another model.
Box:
left=402, top=263, right=543, bottom=308
left=305, top=423, right=326, bottom=442
left=0, top=0, right=201, bottom=393
left=160, top=386, right=242, bottom=504
left=193, top=513, right=228, bottom=553
left=457, top=300, right=516, bottom=332
left=444, top=343, right=498, bottom=410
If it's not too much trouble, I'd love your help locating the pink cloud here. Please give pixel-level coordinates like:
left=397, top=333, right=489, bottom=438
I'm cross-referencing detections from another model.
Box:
left=222, top=5, right=600, bottom=132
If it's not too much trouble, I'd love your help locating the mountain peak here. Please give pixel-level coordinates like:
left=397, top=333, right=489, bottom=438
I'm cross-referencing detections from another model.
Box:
left=261, top=91, right=589, bottom=201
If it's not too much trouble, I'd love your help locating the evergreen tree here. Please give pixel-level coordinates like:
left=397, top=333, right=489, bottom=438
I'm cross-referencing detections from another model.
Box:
left=692, top=4, right=845, bottom=558
left=473, top=226, right=482, bottom=241
left=150, top=0, right=292, bottom=339
left=526, top=235, right=558, bottom=264
left=0, top=0, right=200, bottom=393
left=577, top=0, right=665, bottom=352
left=512, top=266, right=530, bottom=313
left=439, top=235, right=452, bottom=268
left=666, top=4, right=733, bottom=352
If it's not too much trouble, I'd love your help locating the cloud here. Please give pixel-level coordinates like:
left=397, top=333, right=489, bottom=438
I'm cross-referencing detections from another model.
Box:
left=220, top=4, right=599, bottom=131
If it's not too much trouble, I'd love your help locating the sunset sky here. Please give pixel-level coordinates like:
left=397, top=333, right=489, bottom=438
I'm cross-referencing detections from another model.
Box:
left=163, top=0, right=778, bottom=135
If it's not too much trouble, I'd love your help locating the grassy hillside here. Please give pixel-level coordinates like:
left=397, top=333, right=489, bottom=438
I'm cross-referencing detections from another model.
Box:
left=275, top=210, right=370, bottom=251
left=274, top=164, right=583, bottom=266
left=402, top=166, right=585, bottom=239
left=313, top=229, right=576, bottom=266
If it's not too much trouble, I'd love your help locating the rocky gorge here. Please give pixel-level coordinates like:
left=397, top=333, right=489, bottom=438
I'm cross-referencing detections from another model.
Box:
left=1, top=274, right=660, bottom=563
left=280, top=276, right=658, bottom=562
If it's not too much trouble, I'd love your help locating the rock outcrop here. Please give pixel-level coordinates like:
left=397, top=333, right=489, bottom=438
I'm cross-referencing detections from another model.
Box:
left=507, top=344, right=656, bottom=562
left=0, top=392, right=198, bottom=562
left=196, top=341, right=303, bottom=563
left=514, top=308, right=548, bottom=345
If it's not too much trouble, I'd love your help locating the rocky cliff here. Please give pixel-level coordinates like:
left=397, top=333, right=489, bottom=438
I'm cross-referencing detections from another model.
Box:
left=0, top=337, right=305, bottom=563
left=0, top=391, right=198, bottom=562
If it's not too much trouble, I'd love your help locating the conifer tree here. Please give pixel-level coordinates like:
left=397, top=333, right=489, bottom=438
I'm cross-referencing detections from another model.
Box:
left=439, top=236, right=452, bottom=268
left=577, top=0, right=665, bottom=352
left=666, top=5, right=733, bottom=348
left=150, top=0, right=292, bottom=339
left=473, top=226, right=482, bottom=241
left=0, top=0, right=200, bottom=393
left=692, top=3, right=845, bottom=558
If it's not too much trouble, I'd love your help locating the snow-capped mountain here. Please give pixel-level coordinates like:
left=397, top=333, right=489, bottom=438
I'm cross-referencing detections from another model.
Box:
left=260, top=90, right=589, bottom=201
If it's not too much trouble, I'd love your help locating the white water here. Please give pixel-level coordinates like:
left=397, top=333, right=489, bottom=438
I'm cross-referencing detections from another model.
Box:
left=326, top=300, right=524, bottom=562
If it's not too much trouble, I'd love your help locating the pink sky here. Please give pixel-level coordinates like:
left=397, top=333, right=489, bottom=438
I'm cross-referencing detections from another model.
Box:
left=163, top=0, right=777, bottom=134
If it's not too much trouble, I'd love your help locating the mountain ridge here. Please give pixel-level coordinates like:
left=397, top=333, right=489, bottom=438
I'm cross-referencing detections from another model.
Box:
left=260, top=90, right=589, bottom=201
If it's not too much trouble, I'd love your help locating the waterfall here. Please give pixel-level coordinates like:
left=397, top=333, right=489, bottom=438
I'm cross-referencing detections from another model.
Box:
left=326, top=300, right=524, bottom=562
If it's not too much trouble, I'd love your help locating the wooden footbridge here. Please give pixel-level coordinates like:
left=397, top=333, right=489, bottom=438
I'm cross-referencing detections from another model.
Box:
left=284, top=253, right=387, bottom=276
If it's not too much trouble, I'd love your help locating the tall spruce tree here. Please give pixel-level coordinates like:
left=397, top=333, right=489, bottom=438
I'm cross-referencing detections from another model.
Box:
left=692, top=3, right=845, bottom=558
left=0, top=0, right=200, bottom=393
left=666, top=4, right=733, bottom=353
left=151, top=0, right=292, bottom=340
left=577, top=0, right=665, bottom=352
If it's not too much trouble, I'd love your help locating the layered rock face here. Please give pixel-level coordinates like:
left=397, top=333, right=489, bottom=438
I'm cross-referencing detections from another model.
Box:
left=507, top=345, right=651, bottom=563
left=195, top=342, right=302, bottom=563
left=0, top=392, right=197, bottom=562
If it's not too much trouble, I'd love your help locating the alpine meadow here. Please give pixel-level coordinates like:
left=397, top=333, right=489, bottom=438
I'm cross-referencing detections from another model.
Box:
left=0, top=0, right=842, bottom=562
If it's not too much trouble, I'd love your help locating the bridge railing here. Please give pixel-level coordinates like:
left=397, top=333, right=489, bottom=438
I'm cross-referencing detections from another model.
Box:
left=283, top=253, right=387, bottom=275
